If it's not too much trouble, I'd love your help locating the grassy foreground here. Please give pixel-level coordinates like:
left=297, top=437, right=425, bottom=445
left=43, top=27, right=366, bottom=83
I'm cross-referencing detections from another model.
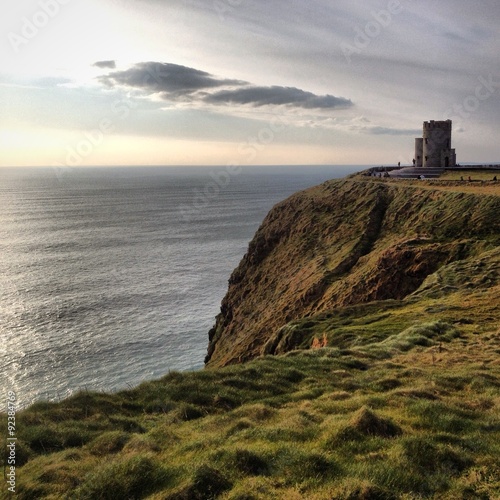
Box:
left=2, top=313, right=499, bottom=499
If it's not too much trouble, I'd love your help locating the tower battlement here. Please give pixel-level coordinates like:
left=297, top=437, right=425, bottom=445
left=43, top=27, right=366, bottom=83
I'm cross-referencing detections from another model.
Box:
left=423, top=120, right=452, bottom=131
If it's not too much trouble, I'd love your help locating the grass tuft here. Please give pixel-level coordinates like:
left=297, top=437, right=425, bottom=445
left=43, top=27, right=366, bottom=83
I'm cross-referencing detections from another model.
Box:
left=73, top=454, right=172, bottom=500
left=168, top=465, right=232, bottom=500
left=87, top=431, right=130, bottom=456
left=349, top=406, right=402, bottom=438
left=400, top=435, right=472, bottom=474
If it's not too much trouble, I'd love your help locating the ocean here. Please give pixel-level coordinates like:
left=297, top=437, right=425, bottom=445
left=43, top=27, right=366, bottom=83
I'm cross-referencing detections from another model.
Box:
left=0, top=165, right=363, bottom=408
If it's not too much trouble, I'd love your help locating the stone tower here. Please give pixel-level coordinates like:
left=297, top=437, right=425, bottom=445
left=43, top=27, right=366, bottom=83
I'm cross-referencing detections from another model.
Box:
left=414, top=138, right=423, bottom=168
left=414, top=120, right=456, bottom=169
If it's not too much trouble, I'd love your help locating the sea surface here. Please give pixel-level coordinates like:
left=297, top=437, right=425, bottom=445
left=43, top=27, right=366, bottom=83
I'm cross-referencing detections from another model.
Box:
left=0, top=165, right=363, bottom=408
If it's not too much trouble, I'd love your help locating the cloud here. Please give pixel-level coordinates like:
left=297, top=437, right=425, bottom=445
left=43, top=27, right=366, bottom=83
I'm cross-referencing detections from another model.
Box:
left=98, top=61, right=353, bottom=111
left=204, top=86, right=353, bottom=109
left=99, top=62, right=246, bottom=97
left=93, top=60, right=117, bottom=69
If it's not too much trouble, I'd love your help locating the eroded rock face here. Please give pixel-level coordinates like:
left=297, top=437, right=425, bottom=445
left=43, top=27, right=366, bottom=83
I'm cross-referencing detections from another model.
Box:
left=206, top=179, right=499, bottom=368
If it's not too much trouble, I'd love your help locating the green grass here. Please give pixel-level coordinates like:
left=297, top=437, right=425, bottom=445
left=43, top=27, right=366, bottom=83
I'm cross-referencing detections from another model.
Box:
left=2, top=314, right=499, bottom=499
left=440, top=170, right=500, bottom=181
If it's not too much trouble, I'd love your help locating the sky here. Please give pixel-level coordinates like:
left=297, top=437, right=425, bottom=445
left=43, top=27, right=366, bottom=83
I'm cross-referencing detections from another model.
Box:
left=1, top=0, right=500, bottom=167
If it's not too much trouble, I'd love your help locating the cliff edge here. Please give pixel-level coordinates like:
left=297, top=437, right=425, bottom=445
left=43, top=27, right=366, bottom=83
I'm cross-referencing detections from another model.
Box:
left=206, top=177, right=500, bottom=368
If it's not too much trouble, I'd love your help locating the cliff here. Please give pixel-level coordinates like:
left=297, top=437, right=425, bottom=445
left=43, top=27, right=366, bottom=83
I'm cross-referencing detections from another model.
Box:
left=5, top=173, right=500, bottom=499
left=206, top=176, right=500, bottom=367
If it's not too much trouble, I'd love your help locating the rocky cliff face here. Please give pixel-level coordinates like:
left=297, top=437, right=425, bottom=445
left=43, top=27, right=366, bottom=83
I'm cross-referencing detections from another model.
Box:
left=206, top=178, right=500, bottom=368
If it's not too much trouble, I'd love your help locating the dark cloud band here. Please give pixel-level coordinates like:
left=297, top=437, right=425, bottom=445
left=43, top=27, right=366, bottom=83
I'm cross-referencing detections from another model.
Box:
left=359, top=126, right=422, bottom=136
left=99, top=62, right=246, bottom=94
left=98, top=61, right=353, bottom=111
left=204, top=85, right=352, bottom=109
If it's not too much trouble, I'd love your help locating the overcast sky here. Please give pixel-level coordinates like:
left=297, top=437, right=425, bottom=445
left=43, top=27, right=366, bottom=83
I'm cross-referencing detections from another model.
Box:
left=1, top=0, right=500, bottom=167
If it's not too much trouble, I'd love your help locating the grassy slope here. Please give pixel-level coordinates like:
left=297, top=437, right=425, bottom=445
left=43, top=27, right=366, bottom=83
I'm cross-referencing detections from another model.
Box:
left=1, top=176, right=500, bottom=499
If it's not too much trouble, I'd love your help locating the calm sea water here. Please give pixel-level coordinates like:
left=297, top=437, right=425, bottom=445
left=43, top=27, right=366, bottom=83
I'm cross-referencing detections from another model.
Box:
left=0, top=165, right=363, bottom=407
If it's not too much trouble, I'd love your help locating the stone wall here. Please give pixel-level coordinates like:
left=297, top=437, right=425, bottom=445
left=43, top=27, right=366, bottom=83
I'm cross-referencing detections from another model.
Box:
left=422, top=120, right=452, bottom=168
